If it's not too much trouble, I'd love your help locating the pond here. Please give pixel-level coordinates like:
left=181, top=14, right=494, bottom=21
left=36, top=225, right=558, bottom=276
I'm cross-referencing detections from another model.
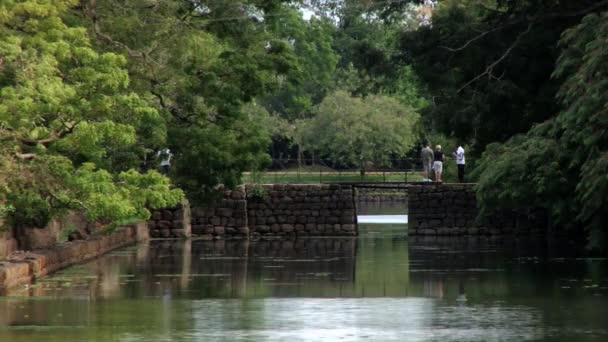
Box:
left=1, top=203, right=607, bottom=341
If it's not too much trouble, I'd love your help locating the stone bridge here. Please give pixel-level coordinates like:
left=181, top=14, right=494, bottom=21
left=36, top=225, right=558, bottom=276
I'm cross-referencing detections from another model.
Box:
left=147, top=183, right=546, bottom=240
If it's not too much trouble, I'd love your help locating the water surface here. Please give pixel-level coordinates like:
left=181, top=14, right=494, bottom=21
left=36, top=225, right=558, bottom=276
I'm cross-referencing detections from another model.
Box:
left=1, top=204, right=607, bottom=341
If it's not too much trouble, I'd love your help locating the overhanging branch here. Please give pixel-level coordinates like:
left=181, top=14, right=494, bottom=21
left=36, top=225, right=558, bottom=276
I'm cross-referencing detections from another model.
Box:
left=457, top=22, right=533, bottom=93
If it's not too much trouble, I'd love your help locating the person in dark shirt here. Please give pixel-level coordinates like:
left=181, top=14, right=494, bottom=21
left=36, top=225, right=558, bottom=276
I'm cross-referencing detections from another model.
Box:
left=432, top=145, right=445, bottom=182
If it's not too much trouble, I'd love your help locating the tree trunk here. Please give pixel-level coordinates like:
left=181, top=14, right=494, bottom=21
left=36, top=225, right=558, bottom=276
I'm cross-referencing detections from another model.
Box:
left=297, top=144, right=303, bottom=169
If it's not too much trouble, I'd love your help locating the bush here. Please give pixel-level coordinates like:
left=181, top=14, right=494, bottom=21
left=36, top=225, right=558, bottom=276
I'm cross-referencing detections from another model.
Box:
left=7, top=191, right=53, bottom=228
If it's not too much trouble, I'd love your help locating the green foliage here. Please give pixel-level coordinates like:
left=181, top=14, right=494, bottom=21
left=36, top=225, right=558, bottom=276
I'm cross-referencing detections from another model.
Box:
left=82, top=0, right=292, bottom=201
left=249, top=184, right=268, bottom=201
left=301, top=91, right=419, bottom=170
left=262, top=8, right=338, bottom=121
left=473, top=12, right=608, bottom=248
left=395, top=0, right=594, bottom=152
left=0, top=1, right=182, bottom=228
left=57, top=223, right=77, bottom=243
left=6, top=190, right=52, bottom=228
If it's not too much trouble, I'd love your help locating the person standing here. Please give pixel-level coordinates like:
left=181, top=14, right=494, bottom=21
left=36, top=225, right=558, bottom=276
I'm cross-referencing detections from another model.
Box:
left=420, top=143, right=434, bottom=180
left=156, top=148, right=173, bottom=175
left=453, top=144, right=465, bottom=183
left=433, top=145, right=445, bottom=182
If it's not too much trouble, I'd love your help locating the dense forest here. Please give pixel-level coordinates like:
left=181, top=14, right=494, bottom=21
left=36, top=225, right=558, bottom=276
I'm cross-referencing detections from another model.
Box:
left=0, top=0, right=607, bottom=247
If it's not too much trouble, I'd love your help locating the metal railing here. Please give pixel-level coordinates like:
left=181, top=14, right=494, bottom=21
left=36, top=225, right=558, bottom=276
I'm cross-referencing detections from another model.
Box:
left=244, top=158, right=467, bottom=184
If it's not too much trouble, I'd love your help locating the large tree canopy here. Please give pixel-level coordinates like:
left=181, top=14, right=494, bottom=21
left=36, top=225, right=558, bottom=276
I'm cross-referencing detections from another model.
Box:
left=0, top=0, right=182, bottom=227
left=473, top=12, right=608, bottom=248
left=76, top=0, right=298, bottom=201
left=301, top=90, right=419, bottom=171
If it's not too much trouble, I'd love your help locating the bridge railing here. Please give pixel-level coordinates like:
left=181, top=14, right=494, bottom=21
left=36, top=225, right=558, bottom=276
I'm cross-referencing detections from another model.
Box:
left=243, top=158, right=467, bottom=184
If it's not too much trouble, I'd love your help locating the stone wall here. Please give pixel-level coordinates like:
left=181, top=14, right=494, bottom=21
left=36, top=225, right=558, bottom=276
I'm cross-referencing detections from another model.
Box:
left=246, top=184, right=357, bottom=238
left=354, top=183, right=409, bottom=202
left=13, top=212, right=92, bottom=251
left=148, top=201, right=191, bottom=239
left=356, top=188, right=407, bottom=202
left=0, top=222, right=149, bottom=292
left=191, top=186, right=249, bottom=239
left=408, top=184, right=546, bottom=236
left=0, top=230, right=18, bottom=260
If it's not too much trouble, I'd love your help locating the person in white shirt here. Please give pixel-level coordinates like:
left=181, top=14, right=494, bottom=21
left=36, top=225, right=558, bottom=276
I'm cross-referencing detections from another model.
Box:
left=156, top=148, right=173, bottom=175
left=453, top=145, right=465, bottom=183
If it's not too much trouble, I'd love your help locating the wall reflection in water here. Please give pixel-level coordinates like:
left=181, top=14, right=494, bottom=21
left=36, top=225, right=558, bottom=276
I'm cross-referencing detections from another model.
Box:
left=2, top=231, right=608, bottom=342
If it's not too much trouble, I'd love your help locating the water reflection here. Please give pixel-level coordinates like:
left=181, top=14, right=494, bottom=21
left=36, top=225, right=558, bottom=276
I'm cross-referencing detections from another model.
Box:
left=1, top=217, right=608, bottom=341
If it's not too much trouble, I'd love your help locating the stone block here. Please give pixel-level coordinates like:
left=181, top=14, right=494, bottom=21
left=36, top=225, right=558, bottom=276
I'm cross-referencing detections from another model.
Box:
left=192, top=225, right=205, bottom=235
left=342, top=224, right=356, bottom=232
left=157, top=221, right=172, bottom=230
left=428, top=219, right=442, bottom=228
left=172, top=220, right=184, bottom=229
left=162, top=210, right=174, bottom=220
left=420, top=228, right=436, bottom=235
left=437, top=227, right=452, bottom=236
left=256, top=225, right=270, bottom=233
left=281, top=224, right=295, bottom=232
left=326, top=217, right=339, bottom=224
left=171, top=229, right=187, bottom=238
left=218, top=208, right=233, bottom=217
left=214, top=226, right=225, bottom=235
left=341, top=215, right=355, bottom=224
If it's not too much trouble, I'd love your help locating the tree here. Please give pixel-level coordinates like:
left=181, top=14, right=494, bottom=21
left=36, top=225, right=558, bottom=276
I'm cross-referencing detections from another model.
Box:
left=0, top=0, right=182, bottom=228
left=76, top=0, right=298, bottom=201
left=260, top=7, right=339, bottom=165
left=397, top=0, right=608, bottom=153
left=301, top=91, right=419, bottom=174
left=473, top=12, right=608, bottom=249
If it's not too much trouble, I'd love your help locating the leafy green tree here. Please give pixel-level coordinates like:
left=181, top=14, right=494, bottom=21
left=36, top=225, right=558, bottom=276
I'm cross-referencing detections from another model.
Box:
left=0, top=0, right=182, bottom=227
left=77, top=0, right=297, bottom=200
left=301, top=90, right=419, bottom=174
left=260, top=7, right=338, bottom=164
left=397, top=0, right=608, bottom=153
left=473, top=12, right=608, bottom=248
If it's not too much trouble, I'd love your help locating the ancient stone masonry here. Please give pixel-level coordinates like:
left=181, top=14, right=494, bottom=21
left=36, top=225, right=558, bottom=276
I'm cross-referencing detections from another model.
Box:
left=0, top=222, right=149, bottom=292
left=355, top=183, right=408, bottom=202
left=246, top=184, right=357, bottom=238
left=190, top=185, right=249, bottom=239
left=148, top=201, right=191, bottom=239
left=408, top=184, right=546, bottom=236
left=149, top=184, right=358, bottom=239
left=356, top=188, right=408, bottom=202
left=0, top=230, right=18, bottom=259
